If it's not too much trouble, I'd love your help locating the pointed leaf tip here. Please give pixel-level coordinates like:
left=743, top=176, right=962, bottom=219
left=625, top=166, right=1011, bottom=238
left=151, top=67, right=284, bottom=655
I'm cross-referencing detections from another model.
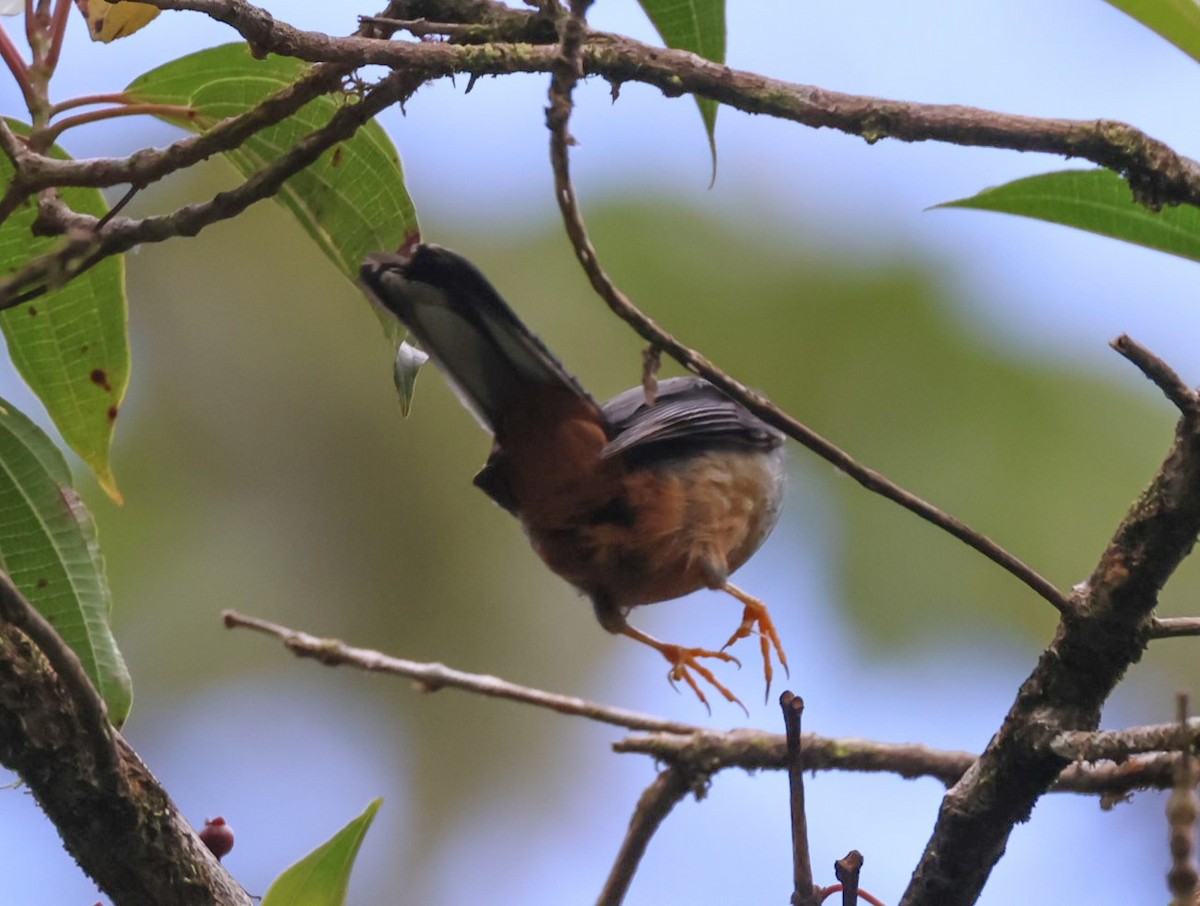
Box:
left=937, top=169, right=1200, bottom=264
left=262, top=799, right=383, bottom=906
left=1101, top=0, right=1200, bottom=66
left=637, top=0, right=725, bottom=178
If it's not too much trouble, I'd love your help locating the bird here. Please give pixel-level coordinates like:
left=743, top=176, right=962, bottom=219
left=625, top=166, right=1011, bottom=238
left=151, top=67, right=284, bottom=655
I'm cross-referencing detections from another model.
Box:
left=359, top=244, right=788, bottom=709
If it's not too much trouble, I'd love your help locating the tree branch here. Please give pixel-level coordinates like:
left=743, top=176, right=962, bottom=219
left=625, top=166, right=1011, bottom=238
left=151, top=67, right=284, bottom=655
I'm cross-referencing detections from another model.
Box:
left=0, top=65, right=423, bottom=307
left=0, top=570, right=118, bottom=782
left=222, top=610, right=702, bottom=735
left=538, top=0, right=1070, bottom=620
left=596, top=766, right=693, bottom=906
left=1168, top=694, right=1198, bottom=905
left=782, top=692, right=818, bottom=906
left=1052, top=718, right=1200, bottom=763
left=1152, top=617, right=1200, bottom=639
left=130, top=0, right=1200, bottom=209
left=226, top=609, right=1195, bottom=798
left=902, top=340, right=1200, bottom=905
left=1111, top=334, right=1199, bottom=415
left=616, top=727, right=1185, bottom=798
left=0, top=606, right=251, bottom=904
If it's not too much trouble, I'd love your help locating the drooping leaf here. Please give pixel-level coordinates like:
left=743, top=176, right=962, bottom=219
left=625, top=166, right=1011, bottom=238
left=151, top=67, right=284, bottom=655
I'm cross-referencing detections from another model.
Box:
left=126, top=45, right=426, bottom=409
left=936, top=168, right=1200, bottom=263
left=0, top=121, right=128, bottom=501
left=0, top=398, right=131, bottom=725
left=637, top=0, right=725, bottom=178
left=1101, top=0, right=1200, bottom=65
left=73, top=0, right=159, bottom=42
left=261, top=799, right=382, bottom=906
left=125, top=44, right=419, bottom=281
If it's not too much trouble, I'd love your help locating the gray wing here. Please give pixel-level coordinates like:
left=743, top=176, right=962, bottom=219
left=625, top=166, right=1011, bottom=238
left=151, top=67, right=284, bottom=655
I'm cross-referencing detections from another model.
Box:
left=599, top=376, right=784, bottom=461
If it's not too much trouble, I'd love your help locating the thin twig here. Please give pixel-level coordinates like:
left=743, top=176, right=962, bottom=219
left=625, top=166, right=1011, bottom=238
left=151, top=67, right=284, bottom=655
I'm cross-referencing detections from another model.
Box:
left=1112, top=335, right=1199, bottom=414
left=0, top=116, right=29, bottom=165
left=596, top=767, right=692, bottom=906
left=0, top=120, right=36, bottom=228
left=40, top=104, right=197, bottom=145
left=1053, top=718, right=1200, bottom=762
left=43, top=0, right=72, bottom=73
left=1152, top=617, right=1200, bottom=639
left=617, top=727, right=1185, bottom=797
left=223, top=610, right=702, bottom=735
left=641, top=345, right=660, bottom=407
left=230, top=610, right=1200, bottom=798
left=0, top=66, right=422, bottom=307
left=542, top=0, right=1068, bottom=614
left=1168, top=694, right=1199, bottom=906
left=821, top=880, right=886, bottom=906
left=359, top=15, right=480, bottom=38
left=782, top=692, right=817, bottom=906
left=22, top=63, right=350, bottom=191
left=834, top=851, right=864, bottom=906
left=0, top=569, right=119, bottom=784
left=0, top=24, right=35, bottom=113
left=128, top=0, right=1200, bottom=209
left=97, top=185, right=140, bottom=229
left=50, top=92, right=132, bottom=115
left=23, top=0, right=36, bottom=62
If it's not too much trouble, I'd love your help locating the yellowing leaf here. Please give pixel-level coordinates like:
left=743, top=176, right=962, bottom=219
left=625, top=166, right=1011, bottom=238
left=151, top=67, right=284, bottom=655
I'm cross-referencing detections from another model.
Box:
left=73, top=0, right=159, bottom=42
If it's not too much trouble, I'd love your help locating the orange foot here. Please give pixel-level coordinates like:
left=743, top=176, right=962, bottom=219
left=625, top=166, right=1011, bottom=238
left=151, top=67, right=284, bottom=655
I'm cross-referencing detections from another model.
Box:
left=659, top=643, right=744, bottom=715
left=619, top=624, right=745, bottom=714
left=720, top=583, right=790, bottom=701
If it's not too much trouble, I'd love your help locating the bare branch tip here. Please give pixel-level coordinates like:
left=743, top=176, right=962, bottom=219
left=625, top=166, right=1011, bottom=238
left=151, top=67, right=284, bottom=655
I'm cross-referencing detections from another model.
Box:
left=1111, top=334, right=1198, bottom=414
left=1149, top=617, right=1200, bottom=640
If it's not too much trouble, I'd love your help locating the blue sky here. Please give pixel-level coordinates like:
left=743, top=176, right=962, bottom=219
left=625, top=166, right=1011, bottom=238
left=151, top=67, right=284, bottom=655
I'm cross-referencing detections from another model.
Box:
left=0, top=1, right=1197, bottom=903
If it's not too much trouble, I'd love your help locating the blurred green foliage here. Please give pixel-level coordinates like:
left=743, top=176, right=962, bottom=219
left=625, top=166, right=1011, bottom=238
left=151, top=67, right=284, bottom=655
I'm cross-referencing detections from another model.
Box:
left=80, top=163, right=1188, bottom=898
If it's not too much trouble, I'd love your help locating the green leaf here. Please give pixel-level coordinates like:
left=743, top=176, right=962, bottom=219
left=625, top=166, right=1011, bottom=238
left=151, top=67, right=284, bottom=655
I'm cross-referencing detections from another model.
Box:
left=124, top=43, right=419, bottom=280
left=1101, top=0, right=1200, bottom=65
left=262, top=799, right=382, bottom=906
left=0, top=399, right=131, bottom=725
left=936, top=168, right=1200, bottom=263
left=0, top=121, right=129, bottom=502
left=637, top=0, right=725, bottom=178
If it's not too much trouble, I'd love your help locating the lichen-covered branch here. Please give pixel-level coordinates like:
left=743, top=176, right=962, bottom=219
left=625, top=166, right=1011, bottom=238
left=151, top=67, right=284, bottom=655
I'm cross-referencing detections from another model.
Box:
left=128, top=0, right=1200, bottom=209
left=0, top=610, right=250, bottom=905
left=902, top=344, right=1200, bottom=905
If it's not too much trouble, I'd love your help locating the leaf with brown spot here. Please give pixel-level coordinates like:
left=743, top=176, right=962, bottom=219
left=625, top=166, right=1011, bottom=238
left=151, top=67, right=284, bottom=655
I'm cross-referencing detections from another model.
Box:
left=73, top=0, right=159, bottom=42
left=0, top=399, right=131, bottom=724
left=0, top=121, right=128, bottom=502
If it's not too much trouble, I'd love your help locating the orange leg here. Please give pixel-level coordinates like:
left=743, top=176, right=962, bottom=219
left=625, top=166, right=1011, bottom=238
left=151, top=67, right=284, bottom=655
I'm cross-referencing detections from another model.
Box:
left=617, top=623, right=745, bottom=715
left=719, top=583, right=790, bottom=700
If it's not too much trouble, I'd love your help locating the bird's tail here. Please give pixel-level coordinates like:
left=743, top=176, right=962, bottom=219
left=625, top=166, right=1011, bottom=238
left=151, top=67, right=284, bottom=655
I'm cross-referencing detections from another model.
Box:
left=360, top=244, right=596, bottom=434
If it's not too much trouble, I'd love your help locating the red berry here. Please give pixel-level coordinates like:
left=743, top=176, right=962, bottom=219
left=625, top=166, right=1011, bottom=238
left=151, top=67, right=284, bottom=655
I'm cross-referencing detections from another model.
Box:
left=199, top=816, right=235, bottom=860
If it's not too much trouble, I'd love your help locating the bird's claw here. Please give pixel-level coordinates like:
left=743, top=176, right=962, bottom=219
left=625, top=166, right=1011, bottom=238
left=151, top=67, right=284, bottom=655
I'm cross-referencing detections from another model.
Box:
left=659, top=644, right=746, bottom=716
left=720, top=589, right=790, bottom=703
